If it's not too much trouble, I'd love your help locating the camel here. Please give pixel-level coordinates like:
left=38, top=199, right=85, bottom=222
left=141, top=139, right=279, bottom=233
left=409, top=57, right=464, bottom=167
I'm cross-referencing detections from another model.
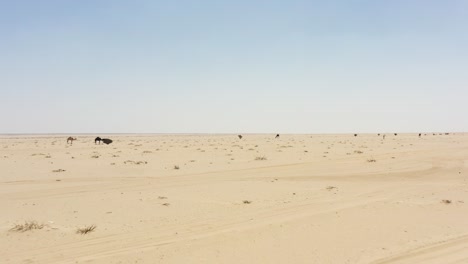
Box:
left=101, top=138, right=113, bottom=145
left=354, top=134, right=358, bottom=137
left=67, top=137, right=77, bottom=144
left=238, top=135, right=243, bottom=139
left=419, top=133, right=421, bottom=137
left=95, top=137, right=102, bottom=144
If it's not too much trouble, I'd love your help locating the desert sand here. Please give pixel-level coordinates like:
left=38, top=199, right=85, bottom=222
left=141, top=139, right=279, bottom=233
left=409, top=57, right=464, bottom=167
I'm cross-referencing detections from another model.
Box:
left=1, top=133, right=468, bottom=264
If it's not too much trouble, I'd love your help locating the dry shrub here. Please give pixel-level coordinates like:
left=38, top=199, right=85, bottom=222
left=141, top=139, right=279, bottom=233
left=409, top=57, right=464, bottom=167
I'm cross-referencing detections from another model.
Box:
left=10, top=221, right=45, bottom=232
left=124, top=160, right=147, bottom=165
left=76, top=225, right=96, bottom=235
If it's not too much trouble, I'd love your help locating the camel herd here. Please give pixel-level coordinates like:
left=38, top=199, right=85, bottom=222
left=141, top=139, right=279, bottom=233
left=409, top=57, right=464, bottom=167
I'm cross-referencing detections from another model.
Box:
left=67, top=134, right=281, bottom=145
left=67, top=133, right=449, bottom=145
left=66, top=136, right=113, bottom=145
left=353, top=133, right=450, bottom=139
left=238, top=134, right=280, bottom=140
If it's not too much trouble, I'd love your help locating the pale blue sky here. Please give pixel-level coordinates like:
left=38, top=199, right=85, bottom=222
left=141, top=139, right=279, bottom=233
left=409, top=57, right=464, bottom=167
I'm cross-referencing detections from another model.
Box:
left=1, top=1, right=467, bottom=134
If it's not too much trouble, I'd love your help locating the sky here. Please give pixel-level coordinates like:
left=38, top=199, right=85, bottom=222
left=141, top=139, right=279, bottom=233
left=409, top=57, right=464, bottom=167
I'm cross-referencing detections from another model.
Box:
left=1, top=0, right=467, bottom=134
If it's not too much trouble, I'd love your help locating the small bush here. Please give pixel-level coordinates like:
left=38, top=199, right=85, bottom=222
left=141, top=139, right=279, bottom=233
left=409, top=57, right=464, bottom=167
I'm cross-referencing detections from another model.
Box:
left=76, top=225, right=96, bottom=235
left=10, top=221, right=45, bottom=232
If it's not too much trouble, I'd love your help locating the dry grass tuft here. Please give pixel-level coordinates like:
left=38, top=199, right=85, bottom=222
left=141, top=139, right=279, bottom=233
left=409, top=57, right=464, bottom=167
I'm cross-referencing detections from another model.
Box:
left=124, top=160, right=148, bottom=165
left=441, top=199, right=452, bottom=204
left=255, top=156, right=267, bottom=161
left=243, top=200, right=252, bottom=204
left=10, top=221, right=45, bottom=232
left=52, top=169, right=66, bottom=173
left=76, top=225, right=97, bottom=235
left=174, top=165, right=180, bottom=170
left=367, top=158, right=377, bottom=162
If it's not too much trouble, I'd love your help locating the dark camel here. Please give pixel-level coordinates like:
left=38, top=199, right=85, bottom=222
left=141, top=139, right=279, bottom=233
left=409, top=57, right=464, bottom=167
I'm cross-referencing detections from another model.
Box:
left=95, top=137, right=102, bottom=144
left=101, top=138, right=113, bottom=145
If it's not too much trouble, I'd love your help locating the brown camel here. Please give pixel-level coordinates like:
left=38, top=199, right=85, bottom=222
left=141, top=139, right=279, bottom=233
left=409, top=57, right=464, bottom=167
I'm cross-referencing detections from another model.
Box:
left=67, top=137, right=77, bottom=144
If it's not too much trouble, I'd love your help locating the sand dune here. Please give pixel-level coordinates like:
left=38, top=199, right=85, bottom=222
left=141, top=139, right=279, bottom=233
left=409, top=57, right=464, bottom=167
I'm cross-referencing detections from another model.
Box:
left=1, top=133, right=468, bottom=263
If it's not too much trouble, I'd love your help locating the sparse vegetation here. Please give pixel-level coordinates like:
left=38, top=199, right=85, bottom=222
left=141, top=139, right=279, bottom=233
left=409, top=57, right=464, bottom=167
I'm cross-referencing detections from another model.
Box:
left=255, top=156, right=267, bottom=161
left=10, top=221, right=45, bottom=232
left=52, top=169, right=66, bottom=173
left=76, top=225, right=97, bottom=235
left=174, top=165, right=180, bottom=170
left=367, top=158, right=377, bottom=162
left=124, top=160, right=148, bottom=165
left=243, top=200, right=252, bottom=204
left=441, top=199, right=452, bottom=204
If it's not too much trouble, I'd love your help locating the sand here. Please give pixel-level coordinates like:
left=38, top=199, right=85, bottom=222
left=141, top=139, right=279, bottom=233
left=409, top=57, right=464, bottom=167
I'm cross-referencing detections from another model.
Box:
left=1, top=133, right=468, bottom=264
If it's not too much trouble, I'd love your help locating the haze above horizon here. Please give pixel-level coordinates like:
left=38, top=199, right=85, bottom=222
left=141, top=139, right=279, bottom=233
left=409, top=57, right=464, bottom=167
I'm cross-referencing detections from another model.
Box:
left=1, top=1, right=467, bottom=134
